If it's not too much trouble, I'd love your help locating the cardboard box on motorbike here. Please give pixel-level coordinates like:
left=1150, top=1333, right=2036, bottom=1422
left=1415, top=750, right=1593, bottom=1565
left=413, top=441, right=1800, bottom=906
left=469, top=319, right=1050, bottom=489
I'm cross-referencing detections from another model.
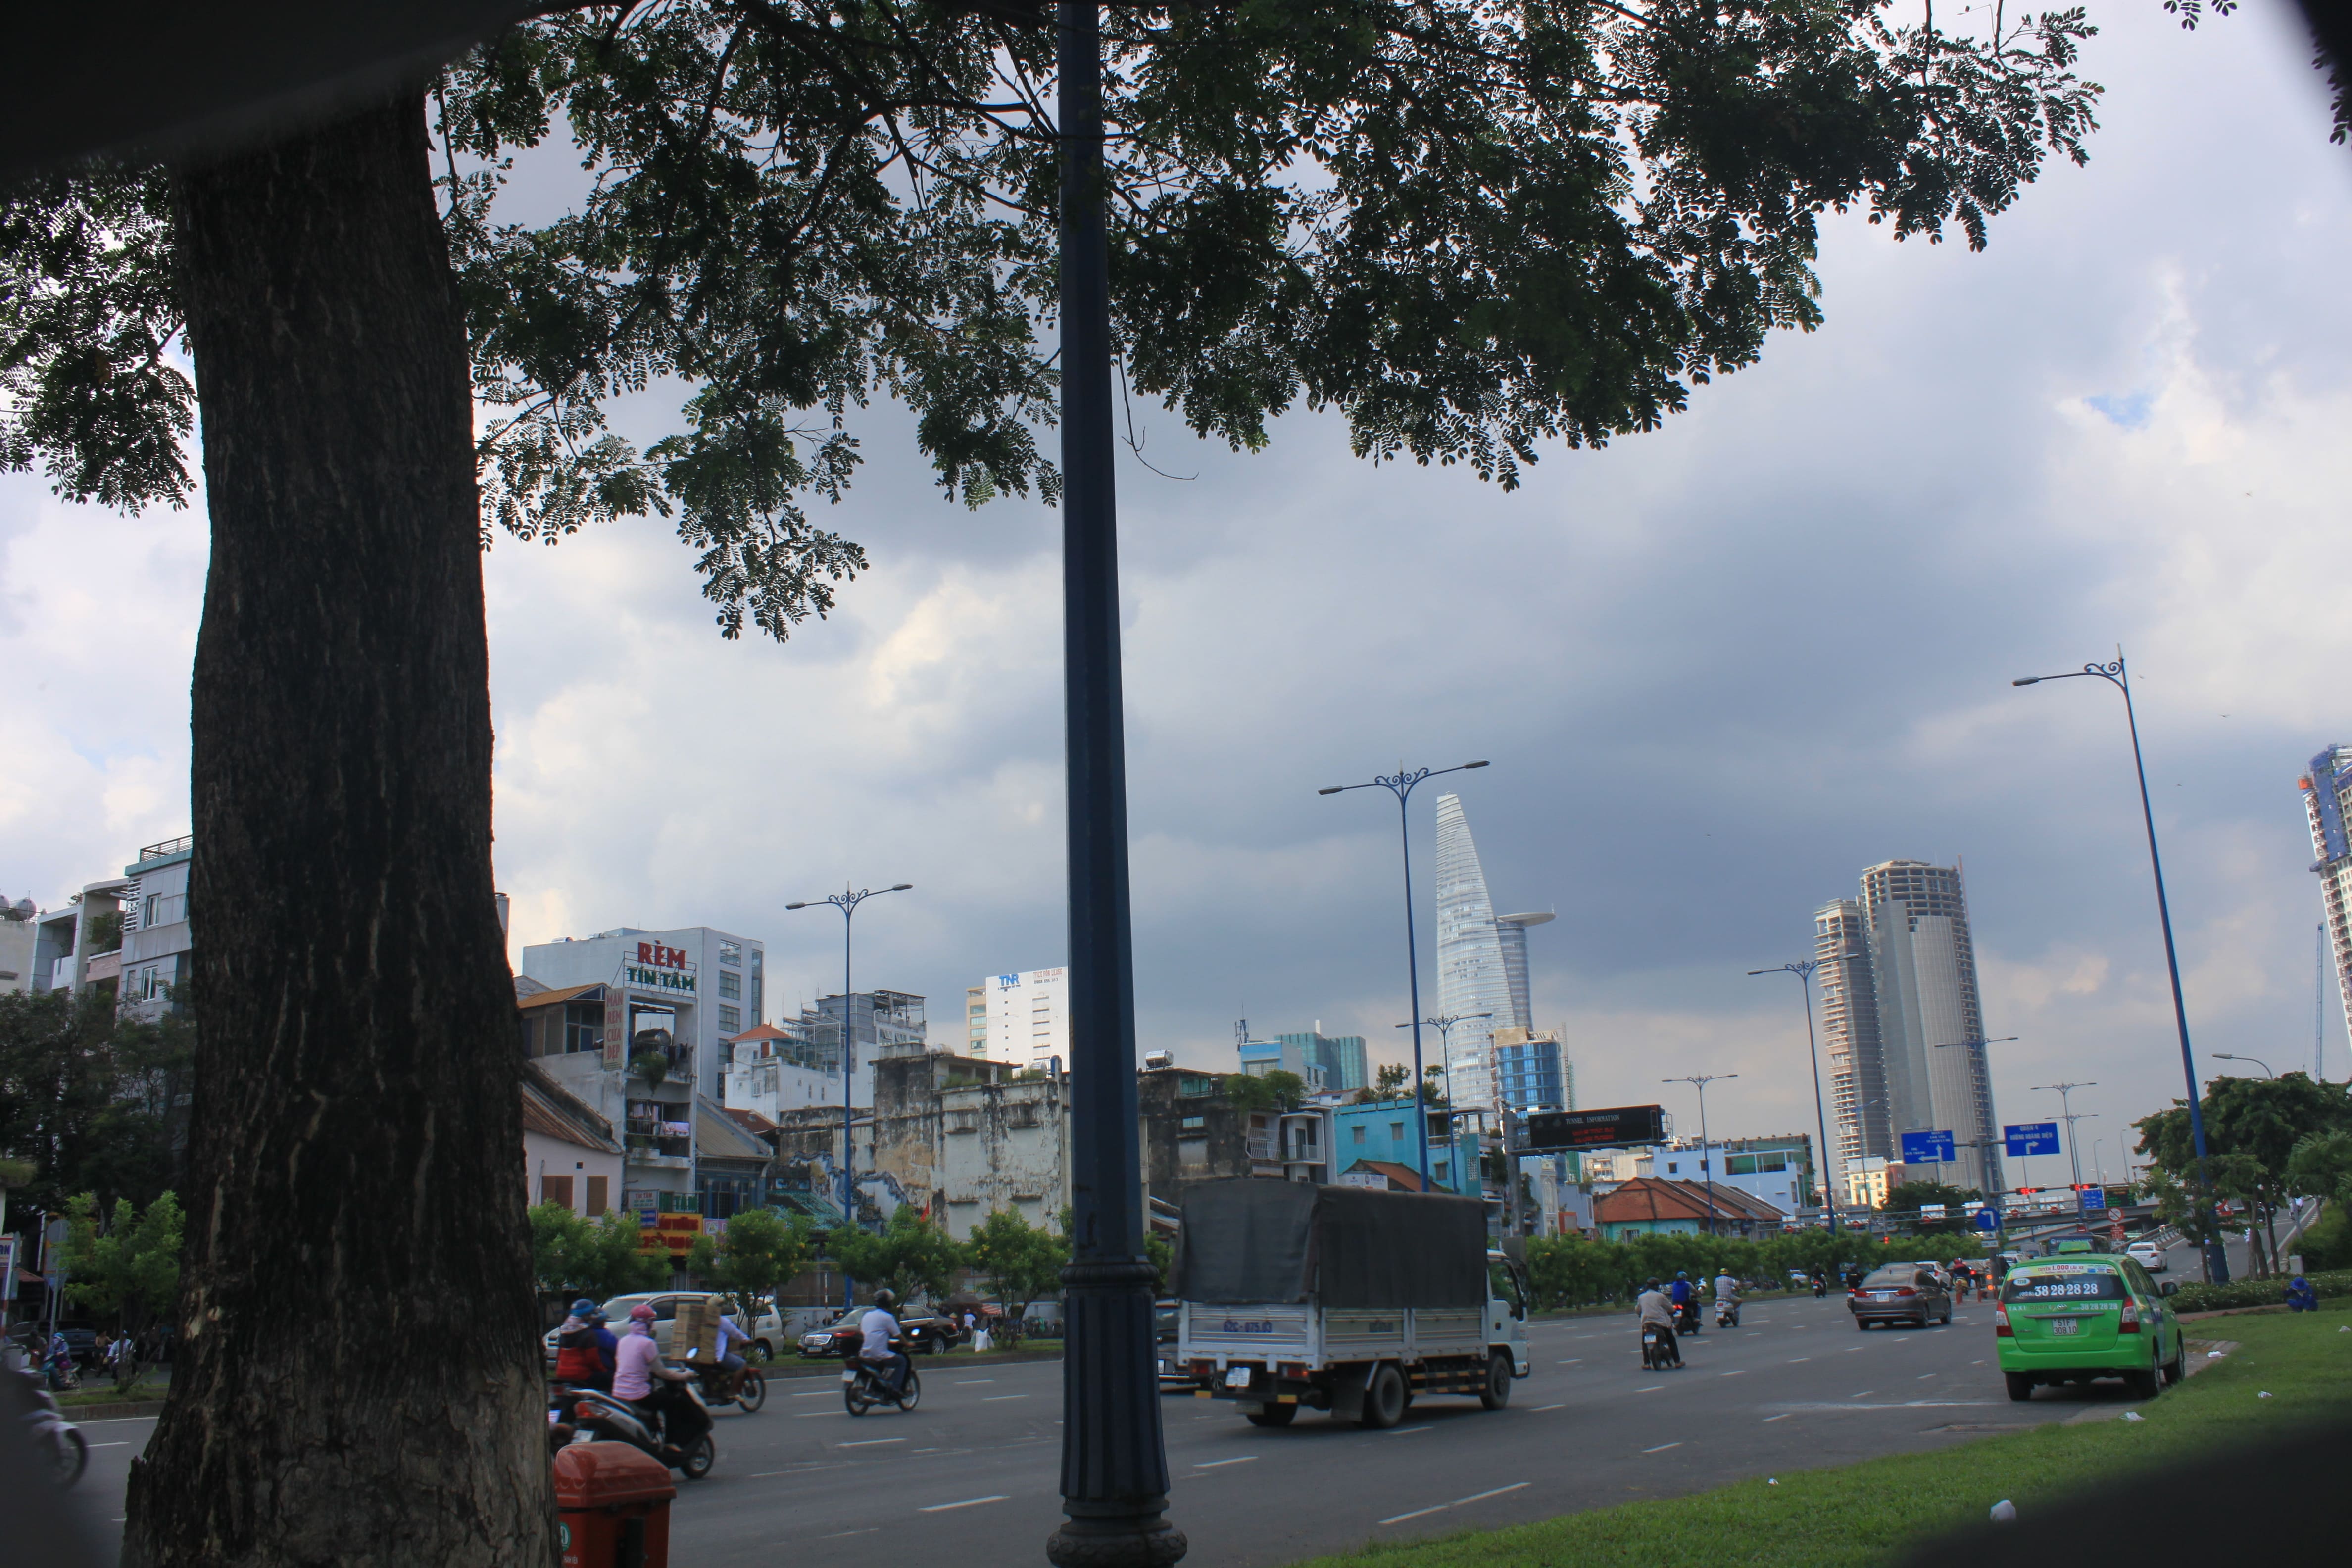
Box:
left=667, top=1299, right=721, bottom=1362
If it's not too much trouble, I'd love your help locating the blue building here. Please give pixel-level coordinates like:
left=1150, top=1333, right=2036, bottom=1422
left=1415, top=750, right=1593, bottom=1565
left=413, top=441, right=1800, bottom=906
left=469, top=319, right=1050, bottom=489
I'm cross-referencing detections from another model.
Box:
left=1330, top=1102, right=1481, bottom=1195
left=1235, top=1027, right=1369, bottom=1095
left=1493, top=1028, right=1567, bottom=1113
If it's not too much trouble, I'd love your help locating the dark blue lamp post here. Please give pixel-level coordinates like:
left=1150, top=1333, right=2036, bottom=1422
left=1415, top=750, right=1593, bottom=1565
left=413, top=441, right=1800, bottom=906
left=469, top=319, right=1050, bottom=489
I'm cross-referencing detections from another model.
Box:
left=784, top=881, right=911, bottom=1302
left=1320, top=761, right=1491, bottom=1188
left=1663, top=1074, right=1737, bottom=1235
left=2013, top=653, right=2227, bottom=1283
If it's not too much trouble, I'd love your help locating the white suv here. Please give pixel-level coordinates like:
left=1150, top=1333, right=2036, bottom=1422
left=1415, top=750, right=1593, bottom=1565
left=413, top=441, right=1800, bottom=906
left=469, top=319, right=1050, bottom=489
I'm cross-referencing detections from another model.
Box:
left=2125, top=1240, right=2167, bottom=1273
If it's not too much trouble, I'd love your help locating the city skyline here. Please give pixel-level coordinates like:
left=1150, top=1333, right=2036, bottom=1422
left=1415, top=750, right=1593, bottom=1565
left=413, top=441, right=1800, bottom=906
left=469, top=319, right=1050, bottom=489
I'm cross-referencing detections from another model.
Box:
left=2, top=10, right=2342, bottom=1161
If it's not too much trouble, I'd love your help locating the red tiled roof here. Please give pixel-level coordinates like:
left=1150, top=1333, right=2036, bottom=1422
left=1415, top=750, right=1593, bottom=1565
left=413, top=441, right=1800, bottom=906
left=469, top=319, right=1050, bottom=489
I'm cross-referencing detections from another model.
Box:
left=728, top=1022, right=793, bottom=1042
left=1593, top=1177, right=1784, bottom=1226
left=721, top=1106, right=780, bottom=1136
left=516, top=981, right=603, bottom=1013
left=1341, top=1159, right=1424, bottom=1192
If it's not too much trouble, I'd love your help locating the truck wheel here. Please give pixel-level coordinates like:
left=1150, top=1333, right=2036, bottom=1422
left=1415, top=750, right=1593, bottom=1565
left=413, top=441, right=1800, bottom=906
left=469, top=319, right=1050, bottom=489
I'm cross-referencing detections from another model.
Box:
left=1244, top=1404, right=1297, bottom=1428
left=1358, top=1364, right=1407, bottom=1430
left=1478, top=1351, right=1513, bottom=1410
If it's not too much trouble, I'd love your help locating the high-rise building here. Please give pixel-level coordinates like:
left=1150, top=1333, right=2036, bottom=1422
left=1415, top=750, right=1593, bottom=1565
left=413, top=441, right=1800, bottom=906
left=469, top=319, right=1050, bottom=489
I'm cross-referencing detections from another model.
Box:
left=1857, top=860, right=2002, bottom=1197
left=964, top=984, right=990, bottom=1056
left=2298, top=747, right=2352, bottom=1062
left=1815, top=897, right=1890, bottom=1189
left=1492, top=1026, right=1566, bottom=1112
left=976, top=967, right=1069, bottom=1068
left=1433, top=794, right=1548, bottom=1112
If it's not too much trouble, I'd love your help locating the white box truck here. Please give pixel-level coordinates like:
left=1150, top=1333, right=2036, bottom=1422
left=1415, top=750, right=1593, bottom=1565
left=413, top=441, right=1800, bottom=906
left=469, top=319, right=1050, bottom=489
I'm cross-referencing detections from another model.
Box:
left=1172, top=1178, right=1531, bottom=1429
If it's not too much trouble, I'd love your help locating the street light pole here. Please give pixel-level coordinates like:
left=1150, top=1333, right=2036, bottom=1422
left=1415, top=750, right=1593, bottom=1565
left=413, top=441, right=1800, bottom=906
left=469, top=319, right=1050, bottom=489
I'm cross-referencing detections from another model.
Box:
left=2014, top=653, right=2227, bottom=1283
left=1046, top=4, right=1183, bottom=1562
left=1322, top=760, right=1491, bottom=1189
left=1663, top=1075, right=1737, bottom=1236
left=1930, top=1035, right=2018, bottom=1197
left=1399, top=1011, right=1492, bottom=1118
left=2030, top=1081, right=2097, bottom=1199
left=2210, top=1052, right=2275, bottom=1078
left=784, top=881, right=912, bottom=1301
left=1747, top=963, right=1839, bottom=1238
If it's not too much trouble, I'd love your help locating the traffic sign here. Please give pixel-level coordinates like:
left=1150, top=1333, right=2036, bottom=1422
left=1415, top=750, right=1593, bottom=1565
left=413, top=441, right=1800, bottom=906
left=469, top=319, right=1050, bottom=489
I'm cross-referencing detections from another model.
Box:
left=2078, top=1187, right=2107, bottom=1213
left=1520, top=1104, right=1669, bottom=1151
left=1900, top=1129, right=1957, bottom=1164
left=2004, top=1122, right=2060, bottom=1157
left=1973, top=1209, right=2002, bottom=1231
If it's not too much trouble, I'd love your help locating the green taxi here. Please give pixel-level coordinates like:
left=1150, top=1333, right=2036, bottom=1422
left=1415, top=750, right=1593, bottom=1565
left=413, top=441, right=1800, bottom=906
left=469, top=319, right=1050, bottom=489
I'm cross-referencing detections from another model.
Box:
left=1996, top=1251, right=2184, bottom=1401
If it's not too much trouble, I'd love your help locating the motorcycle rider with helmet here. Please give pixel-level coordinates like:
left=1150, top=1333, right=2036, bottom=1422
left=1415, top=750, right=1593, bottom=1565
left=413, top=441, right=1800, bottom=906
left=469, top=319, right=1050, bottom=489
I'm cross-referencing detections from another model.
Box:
left=859, top=1288, right=910, bottom=1396
left=552, top=1299, right=616, bottom=1392
left=1713, top=1266, right=1741, bottom=1326
left=1668, top=1270, right=1699, bottom=1335
left=614, top=1302, right=711, bottom=1460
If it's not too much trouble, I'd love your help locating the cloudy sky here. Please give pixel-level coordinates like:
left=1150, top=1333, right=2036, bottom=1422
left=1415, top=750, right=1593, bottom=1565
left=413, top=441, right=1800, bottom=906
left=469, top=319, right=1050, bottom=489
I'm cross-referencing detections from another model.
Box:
left=4, top=5, right=2347, bottom=1179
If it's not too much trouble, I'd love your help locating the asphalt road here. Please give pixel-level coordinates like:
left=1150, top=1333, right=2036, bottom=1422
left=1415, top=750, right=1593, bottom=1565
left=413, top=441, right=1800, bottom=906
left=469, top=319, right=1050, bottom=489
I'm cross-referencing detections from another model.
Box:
left=67, top=1286, right=2182, bottom=1565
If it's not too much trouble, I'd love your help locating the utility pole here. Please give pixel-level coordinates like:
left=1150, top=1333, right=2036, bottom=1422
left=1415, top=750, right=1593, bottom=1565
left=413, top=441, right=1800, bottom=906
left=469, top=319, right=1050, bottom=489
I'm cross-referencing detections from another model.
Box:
left=1663, top=1075, right=1737, bottom=1237
left=2031, top=1082, right=2097, bottom=1200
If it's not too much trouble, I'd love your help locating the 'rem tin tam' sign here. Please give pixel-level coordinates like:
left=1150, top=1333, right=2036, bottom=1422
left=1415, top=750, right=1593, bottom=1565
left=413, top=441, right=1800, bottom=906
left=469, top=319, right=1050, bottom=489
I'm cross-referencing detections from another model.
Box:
left=625, top=940, right=697, bottom=993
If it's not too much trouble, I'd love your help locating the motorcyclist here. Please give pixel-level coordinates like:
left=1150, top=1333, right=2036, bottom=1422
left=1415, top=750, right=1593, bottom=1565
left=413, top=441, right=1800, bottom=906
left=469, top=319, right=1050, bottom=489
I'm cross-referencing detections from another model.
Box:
left=553, top=1299, right=617, bottom=1392
left=1713, top=1267, right=1740, bottom=1324
left=613, top=1303, right=709, bottom=1460
left=715, top=1297, right=754, bottom=1398
left=1668, top=1271, right=1699, bottom=1334
left=860, top=1288, right=910, bottom=1396
left=1636, top=1278, right=1681, bottom=1367
left=1810, top=1266, right=1828, bottom=1298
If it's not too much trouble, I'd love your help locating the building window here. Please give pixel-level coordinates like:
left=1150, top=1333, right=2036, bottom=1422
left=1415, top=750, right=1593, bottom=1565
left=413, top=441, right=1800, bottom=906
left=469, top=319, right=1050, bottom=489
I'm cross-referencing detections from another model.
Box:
left=719, top=969, right=742, bottom=1000
left=585, top=1176, right=608, bottom=1217
left=1180, top=1116, right=1205, bottom=1131
left=562, top=1002, right=603, bottom=1054
left=1389, top=1122, right=1404, bottom=1140
left=1178, top=1137, right=1208, bottom=1168
left=718, top=1005, right=742, bottom=1034
left=145, top=892, right=188, bottom=927
left=1352, top=1126, right=1367, bottom=1145
left=541, top=1175, right=574, bottom=1209
left=719, top=940, right=743, bottom=965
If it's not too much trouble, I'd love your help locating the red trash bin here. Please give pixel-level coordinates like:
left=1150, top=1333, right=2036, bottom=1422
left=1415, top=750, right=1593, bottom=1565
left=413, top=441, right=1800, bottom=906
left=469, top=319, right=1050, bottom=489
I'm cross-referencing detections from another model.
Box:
left=553, top=1441, right=675, bottom=1568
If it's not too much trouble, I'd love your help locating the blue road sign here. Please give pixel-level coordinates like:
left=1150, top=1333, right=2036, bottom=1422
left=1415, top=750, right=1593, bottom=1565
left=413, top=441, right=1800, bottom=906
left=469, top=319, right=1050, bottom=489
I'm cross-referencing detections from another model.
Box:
left=1973, top=1208, right=2002, bottom=1231
left=1900, top=1129, right=1957, bottom=1164
left=2004, top=1122, right=2060, bottom=1157
left=2079, top=1187, right=2107, bottom=1212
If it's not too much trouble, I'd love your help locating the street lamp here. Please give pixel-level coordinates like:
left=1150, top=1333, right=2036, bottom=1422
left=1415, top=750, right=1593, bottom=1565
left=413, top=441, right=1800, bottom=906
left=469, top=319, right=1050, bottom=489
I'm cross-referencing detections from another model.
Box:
left=1931, top=1036, right=2018, bottom=1195
left=1663, top=1074, right=1738, bottom=1236
left=1321, top=760, right=1491, bottom=1187
left=1745, top=963, right=1840, bottom=1238
left=2210, top=1052, right=2275, bottom=1078
left=2030, top=1082, right=2097, bottom=1200
left=2014, top=652, right=2227, bottom=1283
left=2093, top=1137, right=2107, bottom=1185
left=1399, top=1011, right=1492, bottom=1116
left=784, top=881, right=912, bottom=1290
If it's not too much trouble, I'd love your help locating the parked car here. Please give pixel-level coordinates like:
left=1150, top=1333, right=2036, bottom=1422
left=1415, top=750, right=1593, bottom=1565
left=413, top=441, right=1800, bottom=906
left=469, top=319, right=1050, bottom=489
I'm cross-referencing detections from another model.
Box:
left=1997, top=1252, right=2183, bottom=1401
left=541, top=1292, right=785, bottom=1368
left=2124, top=1240, right=2168, bottom=1273
left=797, top=1310, right=964, bottom=1359
left=1848, top=1263, right=1953, bottom=1329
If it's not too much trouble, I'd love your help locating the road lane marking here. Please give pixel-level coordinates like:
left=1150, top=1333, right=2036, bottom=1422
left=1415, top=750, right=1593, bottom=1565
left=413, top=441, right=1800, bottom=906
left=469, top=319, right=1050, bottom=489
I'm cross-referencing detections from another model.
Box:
left=89, top=1441, right=131, bottom=1448
left=824, top=1529, right=878, bottom=1539
left=795, top=1410, right=847, bottom=1418
left=839, top=1438, right=905, bottom=1447
left=1641, top=1441, right=1682, bottom=1454
left=919, top=1496, right=1010, bottom=1513
left=1764, top=1413, right=1791, bottom=1422
left=1853, top=1391, right=1874, bottom=1397
left=1719, top=1370, right=1745, bottom=1377
left=1787, top=1358, right=1811, bottom=1363
left=1194, top=1456, right=1257, bottom=1468
left=1918, top=1373, right=1937, bottom=1380
left=792, top=1390, right=832, bottom=1398
left=983, top=1394, right=1030, bottom=1401
left=1379, top=1504, right=1451, bottom=1525
left=956, top=1379, right=996, bottom=1385
left=1557, top=1358, right=1582, bottom=1364
left=1532, top=1403, right=1566, bottom=1411
left=1845, top=1347, right=1867, bottom=1353
left=1387, top=1425, right=1433, bottom=1436
left=1971, top=1360, right=1985, bottom=1366
left=1377, top=1481, right=1530, bottom=1525
left=1637, top=1385, right=1664, bottom=1392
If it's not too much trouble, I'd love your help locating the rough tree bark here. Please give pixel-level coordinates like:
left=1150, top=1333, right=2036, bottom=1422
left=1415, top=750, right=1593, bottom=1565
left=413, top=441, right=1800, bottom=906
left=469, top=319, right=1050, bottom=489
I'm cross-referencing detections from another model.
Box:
left=122, top=93, right=553, bottom=1567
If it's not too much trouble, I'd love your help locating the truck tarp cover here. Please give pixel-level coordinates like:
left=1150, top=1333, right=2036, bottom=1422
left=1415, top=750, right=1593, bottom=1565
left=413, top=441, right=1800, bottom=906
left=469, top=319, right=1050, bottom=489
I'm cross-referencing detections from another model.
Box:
left=1174, top=1179, right=1486, bottom=1308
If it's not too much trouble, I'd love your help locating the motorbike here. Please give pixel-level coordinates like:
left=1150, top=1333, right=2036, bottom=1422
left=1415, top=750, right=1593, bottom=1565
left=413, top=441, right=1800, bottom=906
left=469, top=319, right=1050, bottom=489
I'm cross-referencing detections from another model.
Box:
left=843, top=1341, right=923, bottom=1416
left=1673, top=1296, right=1700, bottom=1336
left=11, top=1369, right=88, bottom=1487
left=549, top=1382, right=716, bottom=1479
left=1640, top=1323, right=1680, bottom=1372
left=1715, top=1297, right=1741, bottom=1328
left=679, top=1346, right=767, bottom=1413
left=1812, top=1276, right=1828, bottom=1299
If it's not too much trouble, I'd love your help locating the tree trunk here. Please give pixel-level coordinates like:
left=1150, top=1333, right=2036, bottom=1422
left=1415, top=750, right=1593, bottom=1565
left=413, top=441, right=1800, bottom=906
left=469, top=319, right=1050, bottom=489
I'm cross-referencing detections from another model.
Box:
left=123, top=93, right=553, bottom=1567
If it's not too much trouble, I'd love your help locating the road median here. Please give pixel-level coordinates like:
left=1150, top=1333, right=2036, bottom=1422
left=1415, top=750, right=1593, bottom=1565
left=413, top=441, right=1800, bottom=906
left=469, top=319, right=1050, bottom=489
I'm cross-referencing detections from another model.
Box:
left=1285, top=1303, right=2351, bottom=1568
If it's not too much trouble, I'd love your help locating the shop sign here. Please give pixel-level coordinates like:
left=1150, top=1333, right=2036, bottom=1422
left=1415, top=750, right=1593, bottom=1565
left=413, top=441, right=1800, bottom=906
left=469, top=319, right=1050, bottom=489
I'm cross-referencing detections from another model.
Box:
left=637, top=942, right=690, bottom=969
left=636, top=1211, right=703, bottom=1256
left=625, top=963, right=697, bottom=993
left=602, top=990, right=627, bottom=1067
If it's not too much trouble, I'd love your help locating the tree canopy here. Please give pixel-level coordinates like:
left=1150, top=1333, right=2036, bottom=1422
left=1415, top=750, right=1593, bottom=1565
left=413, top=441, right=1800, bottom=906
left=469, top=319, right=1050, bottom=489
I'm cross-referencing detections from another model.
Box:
left=0, top=988, right=192, bottom=1217
left=529, top=1202, right=668, bottom=1299
left=5, top=0, right=2100, bottom=637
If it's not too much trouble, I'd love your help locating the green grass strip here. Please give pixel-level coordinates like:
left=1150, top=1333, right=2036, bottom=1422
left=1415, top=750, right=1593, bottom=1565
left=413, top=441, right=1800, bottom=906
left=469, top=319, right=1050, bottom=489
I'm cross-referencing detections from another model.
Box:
left=1290, top=1302, right=2352, bottom=1568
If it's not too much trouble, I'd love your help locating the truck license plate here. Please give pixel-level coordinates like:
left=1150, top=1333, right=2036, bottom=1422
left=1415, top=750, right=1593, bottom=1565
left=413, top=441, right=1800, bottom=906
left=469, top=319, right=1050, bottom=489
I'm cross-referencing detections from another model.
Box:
left=1225, top=1365, right=1252, bottom=1388
left=2049, top=1318, right=2080, bottom=1336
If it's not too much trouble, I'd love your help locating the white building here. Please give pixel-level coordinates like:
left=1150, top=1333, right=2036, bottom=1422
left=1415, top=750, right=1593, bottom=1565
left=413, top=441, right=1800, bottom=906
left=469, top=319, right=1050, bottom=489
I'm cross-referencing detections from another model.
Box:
left=1432, top=794, right=1549, bottom=1114
left=1587, top=1137, right=1814, bottom=1218
left=19, top=836, right=198, bottom=1017
left=522, top=1060, right=627, bottom=1216
left=0, top=898, right=37, bottom=995
left=2300, top=745, right=2352, bottom=1075
left=724, top=1020, right=857, bottom=1119
left=1858, top=861, right=2001, bottom=1197
left=521, top=926, right=764, bottom=1091
left=976, top=968, right=1069, bottom=1068
left=1845, top=1155, right=1905, bottom=1210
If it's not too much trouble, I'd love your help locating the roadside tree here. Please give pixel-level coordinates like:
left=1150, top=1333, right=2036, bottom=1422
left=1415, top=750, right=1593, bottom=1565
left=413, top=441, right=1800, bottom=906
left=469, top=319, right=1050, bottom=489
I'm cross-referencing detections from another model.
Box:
left=966, top=1205, right=1069, bottom=1323
left=61, top=1189, right=183, bottom=1334
left=0, top=988, right=193, bottom=1217
left=686, top=1207, right=816, bottom=1324
left=0, top=3, right=2105, bottom=1558
left=828, top=1205, right=963, bottom=1307
left=529, top=1204, right=666, bottom=1302
left=2137, top=1073, right=2352, bottom=1274
left=1882, top=1180, right=1976, bottom=1234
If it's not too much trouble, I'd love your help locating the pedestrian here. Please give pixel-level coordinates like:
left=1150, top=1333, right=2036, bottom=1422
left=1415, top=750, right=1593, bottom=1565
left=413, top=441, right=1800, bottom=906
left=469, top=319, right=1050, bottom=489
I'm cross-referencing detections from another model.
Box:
left=972, top=1313, right=993, bottom=1355
left=2284, top=1274, right=2318, bottom=1313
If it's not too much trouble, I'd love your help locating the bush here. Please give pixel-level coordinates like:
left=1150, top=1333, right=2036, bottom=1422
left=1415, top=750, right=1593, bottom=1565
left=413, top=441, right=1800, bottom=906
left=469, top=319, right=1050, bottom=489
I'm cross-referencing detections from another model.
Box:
left=2170, top=1268, right=2352, bottom=1313
left=2293, top=1205, right=2351, bottom=1272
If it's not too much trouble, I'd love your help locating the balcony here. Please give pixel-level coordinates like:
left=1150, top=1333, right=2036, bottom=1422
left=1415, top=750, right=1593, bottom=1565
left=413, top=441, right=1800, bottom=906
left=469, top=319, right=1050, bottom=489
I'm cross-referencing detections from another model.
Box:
left=1244, top=1134, right=1275, bottom=1160
left=135, top=835, right=194, bottom=865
